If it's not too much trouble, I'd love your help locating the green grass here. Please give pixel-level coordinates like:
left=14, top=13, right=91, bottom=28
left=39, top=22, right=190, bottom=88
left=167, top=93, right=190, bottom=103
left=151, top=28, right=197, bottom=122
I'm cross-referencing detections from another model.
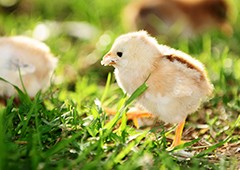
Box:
left=0, top=0, right=240, bottom=169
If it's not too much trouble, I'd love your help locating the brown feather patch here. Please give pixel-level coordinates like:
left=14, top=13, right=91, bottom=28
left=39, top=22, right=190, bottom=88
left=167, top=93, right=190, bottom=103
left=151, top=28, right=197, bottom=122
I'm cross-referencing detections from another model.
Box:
left=164, top=54, right=204, bottom=79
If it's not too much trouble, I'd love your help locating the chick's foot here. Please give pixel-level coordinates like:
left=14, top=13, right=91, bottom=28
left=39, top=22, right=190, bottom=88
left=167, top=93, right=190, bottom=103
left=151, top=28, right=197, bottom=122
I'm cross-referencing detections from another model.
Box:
left=104, top=107, right=154, bottom=128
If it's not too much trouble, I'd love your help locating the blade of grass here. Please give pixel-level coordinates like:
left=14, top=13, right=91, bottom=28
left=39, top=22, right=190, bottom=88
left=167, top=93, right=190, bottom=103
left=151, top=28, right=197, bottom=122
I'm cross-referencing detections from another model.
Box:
left=123, top=80, right=148, bottom=108
left=194, top=136, right=231, bottom=158
left=219, top=47, right=229, bottom=90
left=202, top=34, right=211, bottom=56
left=20, top=97, right=39, bottom=136
left=18, top=67, right=28, bottom=95
left=101, top=72, right=112, bottom=103
left=103, top=82, right=148, bottom=130
left=43, top=131, right=83, bottom=157
left=0, top=108, right=6, bottom=170
left=30, top=133, right=41, bottom=170
left=114, top=130, right=148, bottom=164
left=118, top=111, right=127, bottom=135
left=195, top=114, right=240, bottom=158
left=69, top=141, right=99, bottom=168
left=33, top=92, right=43, bottom=149
left=0, top=77, right=31, bottom=104
left=171, top=138, right=201, bottom=151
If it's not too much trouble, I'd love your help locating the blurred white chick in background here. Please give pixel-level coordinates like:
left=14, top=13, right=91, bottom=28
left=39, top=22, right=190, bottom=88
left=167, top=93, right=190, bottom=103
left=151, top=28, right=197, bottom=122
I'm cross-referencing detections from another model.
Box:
left=0, top=36, right=57, bottom=98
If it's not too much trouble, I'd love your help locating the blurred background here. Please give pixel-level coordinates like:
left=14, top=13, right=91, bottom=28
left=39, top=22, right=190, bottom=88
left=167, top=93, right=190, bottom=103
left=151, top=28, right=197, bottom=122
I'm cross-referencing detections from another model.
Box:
left=0, top=0, right=239, bottom=86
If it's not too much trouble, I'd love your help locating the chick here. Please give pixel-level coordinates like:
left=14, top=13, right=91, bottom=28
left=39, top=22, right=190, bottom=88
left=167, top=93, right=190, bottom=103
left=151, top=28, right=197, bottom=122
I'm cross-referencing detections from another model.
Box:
left=101, top=31, right=213, bottom=148
left=123, top=0, right=232, bottom=37
left=0, top=36, right=57, bottom=98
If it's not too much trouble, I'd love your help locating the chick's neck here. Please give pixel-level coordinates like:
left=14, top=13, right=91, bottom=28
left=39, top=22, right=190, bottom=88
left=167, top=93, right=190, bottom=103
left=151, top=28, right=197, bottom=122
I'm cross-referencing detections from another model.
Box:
left=114, top=60, right=153, bottom=95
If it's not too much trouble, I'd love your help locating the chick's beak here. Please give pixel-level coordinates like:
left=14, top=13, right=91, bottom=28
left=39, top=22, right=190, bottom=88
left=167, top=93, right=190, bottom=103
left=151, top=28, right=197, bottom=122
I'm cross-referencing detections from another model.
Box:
left=101, top=53, right=118, bottom=66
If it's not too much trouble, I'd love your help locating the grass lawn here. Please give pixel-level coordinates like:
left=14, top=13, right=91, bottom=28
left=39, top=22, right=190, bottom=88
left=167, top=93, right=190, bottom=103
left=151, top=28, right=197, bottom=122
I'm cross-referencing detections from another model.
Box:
left=0, top=0, right=239, bottom=169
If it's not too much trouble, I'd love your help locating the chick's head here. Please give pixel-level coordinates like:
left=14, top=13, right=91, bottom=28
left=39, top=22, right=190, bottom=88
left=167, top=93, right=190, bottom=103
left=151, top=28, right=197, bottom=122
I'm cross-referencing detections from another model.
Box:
left=101, top=31, right=160, bottom=69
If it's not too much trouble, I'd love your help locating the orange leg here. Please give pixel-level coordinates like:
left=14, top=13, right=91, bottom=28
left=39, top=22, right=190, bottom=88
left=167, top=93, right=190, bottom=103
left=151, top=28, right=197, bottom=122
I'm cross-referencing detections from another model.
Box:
left=169, top=119, right=185, bottom=149
left=126, top=111, right=153, bottom=128
left=104, top=107, right=154, bottom=128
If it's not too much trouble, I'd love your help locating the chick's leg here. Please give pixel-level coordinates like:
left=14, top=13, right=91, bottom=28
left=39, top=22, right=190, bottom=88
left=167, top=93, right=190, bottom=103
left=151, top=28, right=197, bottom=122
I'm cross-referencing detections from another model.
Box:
left=126, top=111, right=154, bottom=128
left=170, top=120, right=185, bottom=149
left=104, top=107, right=153, bottom=128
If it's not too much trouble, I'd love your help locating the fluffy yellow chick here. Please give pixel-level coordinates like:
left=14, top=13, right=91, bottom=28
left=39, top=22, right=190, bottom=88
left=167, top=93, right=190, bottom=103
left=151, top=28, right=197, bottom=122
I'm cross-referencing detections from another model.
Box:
left=101, top=31, right=213, bottom=148
left=0, top=36, right=57, bottom=98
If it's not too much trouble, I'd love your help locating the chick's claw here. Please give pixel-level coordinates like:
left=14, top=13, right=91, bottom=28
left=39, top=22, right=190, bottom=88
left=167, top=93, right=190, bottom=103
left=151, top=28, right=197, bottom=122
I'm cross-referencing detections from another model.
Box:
left=167, top=120, right=186, bottom=150
left=126, top=111, right=154, bottom=129
left=103, top=107, right=154, bottom=128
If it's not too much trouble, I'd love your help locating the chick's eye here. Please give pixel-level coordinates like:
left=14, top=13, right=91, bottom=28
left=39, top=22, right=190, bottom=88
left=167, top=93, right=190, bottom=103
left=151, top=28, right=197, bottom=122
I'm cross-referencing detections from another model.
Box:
left=117, top=52, right=123, bottom=57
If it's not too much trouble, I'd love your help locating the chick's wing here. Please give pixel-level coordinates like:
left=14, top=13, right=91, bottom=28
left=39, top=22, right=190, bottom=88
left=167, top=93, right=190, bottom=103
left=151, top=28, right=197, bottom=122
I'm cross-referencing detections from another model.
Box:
left=148, top=46, right=204, bottom=98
